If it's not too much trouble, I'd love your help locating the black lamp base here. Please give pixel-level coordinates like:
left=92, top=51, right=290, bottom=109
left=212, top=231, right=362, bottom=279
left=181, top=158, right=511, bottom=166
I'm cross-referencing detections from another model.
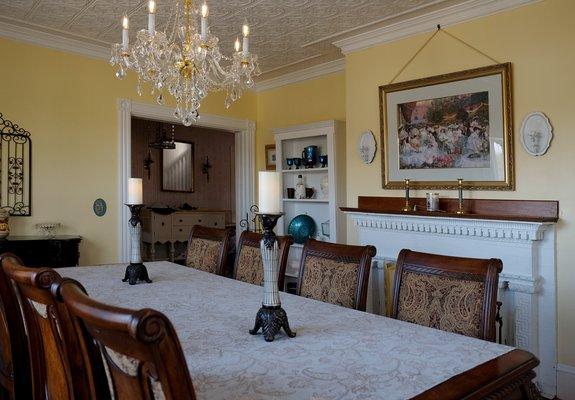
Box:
left=249, top=305, right=296, bottom=342
left=122, top=262, right=152, bottom=285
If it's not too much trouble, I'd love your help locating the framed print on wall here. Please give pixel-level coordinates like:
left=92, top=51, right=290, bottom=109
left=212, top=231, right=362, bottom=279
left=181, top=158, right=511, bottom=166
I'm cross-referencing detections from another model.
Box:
left=265, top=144, right=277, bottom=170
left=379, top=63, right=514, bottom=190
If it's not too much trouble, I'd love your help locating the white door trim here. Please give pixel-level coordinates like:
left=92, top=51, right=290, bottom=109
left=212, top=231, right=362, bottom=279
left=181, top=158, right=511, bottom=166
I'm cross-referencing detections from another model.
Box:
left=117, top=99, right=256, bottom=262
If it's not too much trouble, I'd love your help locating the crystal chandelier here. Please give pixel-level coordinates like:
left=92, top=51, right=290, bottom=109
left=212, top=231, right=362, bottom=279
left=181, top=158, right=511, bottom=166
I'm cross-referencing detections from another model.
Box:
left=110, top=0, right=260, bottom=126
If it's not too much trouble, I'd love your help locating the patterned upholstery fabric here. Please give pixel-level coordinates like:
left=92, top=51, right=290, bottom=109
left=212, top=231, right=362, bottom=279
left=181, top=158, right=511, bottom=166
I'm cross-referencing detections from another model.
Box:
left=299, top=255, right=359, bottom=309
left=235, top=245, right=264, bottom=286
left=396, top=270, right=485, bottom=338
left=186, top=238, right=222, bottom=274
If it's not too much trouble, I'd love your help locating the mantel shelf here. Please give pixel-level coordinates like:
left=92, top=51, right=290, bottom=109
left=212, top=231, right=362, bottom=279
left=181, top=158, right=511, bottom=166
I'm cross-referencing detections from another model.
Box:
left=340, top=208, right=557, bottom=223
left=341, top=196, right=559, bottom=224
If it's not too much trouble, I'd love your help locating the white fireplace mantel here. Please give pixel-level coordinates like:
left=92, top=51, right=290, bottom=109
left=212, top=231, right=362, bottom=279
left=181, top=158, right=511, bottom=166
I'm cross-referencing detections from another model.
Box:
left=345, top=211, right=557, bottom=397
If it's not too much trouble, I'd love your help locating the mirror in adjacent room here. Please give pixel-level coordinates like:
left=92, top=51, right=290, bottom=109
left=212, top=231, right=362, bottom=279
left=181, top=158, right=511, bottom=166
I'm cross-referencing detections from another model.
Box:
left=162, top=141, right=195, bottom=192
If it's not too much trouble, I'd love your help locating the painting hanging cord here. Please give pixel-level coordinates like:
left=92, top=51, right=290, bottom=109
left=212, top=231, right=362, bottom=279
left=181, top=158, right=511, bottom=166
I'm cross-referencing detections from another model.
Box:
left=388, top=25, right=501, bottom=85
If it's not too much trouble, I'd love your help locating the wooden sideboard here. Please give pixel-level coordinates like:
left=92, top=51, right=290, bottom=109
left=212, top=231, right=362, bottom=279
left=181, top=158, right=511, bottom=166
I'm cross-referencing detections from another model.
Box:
left=142, top=210, right=227, bottom=262
left=0, top=235, right=81, bottom=268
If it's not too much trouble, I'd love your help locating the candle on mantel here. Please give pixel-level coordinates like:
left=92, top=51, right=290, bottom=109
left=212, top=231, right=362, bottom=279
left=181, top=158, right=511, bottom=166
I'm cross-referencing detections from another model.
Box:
left=200, top=2, right=209, bottom=40
left=258, top=171, right=281, bottom=214
left=148, top=0, right=156, bottom=34
left=242, top=23, right=250, bottom=56
left=234, top=37, right=241, bottom=53
left=128, top=178, right=143, bottom=205
left=122, top=14, right=129, bottom=50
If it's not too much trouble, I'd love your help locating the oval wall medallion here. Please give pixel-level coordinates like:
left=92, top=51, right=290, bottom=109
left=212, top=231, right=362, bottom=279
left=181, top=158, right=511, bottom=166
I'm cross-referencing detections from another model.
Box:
left=358, top=130, right=377, bottom=164
left=93, top=198, right=107, bottom=217
left=520, top=112, right=553, bottom=156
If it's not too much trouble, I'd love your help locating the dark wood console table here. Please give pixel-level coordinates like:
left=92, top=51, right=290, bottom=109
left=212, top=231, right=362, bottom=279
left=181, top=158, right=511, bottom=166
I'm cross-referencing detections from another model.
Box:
left=0, top=235, right=82, bottom=268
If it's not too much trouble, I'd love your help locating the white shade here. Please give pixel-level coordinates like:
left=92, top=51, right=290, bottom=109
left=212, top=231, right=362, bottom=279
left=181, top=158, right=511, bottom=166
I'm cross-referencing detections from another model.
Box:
left=258, top=171, right=281, bottom=214
left=128, top=178, right=143, bottom=204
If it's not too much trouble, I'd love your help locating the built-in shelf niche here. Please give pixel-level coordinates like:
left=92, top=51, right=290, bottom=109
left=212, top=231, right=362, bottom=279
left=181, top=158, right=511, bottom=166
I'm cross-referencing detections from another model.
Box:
left=274, top=120, right=346, bottom=278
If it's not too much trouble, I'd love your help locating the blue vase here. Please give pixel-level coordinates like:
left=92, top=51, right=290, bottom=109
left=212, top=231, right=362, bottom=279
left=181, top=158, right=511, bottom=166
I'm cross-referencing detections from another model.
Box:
left=302, top=146, right=318, bottom=168
left=288, top=214, right=316, bottom=244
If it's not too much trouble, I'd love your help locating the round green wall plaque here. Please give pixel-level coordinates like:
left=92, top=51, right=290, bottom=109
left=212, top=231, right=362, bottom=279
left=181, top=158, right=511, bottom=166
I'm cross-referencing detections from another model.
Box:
left=93, top=198, right=107, bottom=217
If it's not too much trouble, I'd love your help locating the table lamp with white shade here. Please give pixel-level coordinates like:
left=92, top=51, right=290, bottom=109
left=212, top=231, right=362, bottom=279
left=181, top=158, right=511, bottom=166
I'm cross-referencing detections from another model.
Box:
left=123, top=177, right=152, bottom=285
left=249, top=171, right=296, bottom=341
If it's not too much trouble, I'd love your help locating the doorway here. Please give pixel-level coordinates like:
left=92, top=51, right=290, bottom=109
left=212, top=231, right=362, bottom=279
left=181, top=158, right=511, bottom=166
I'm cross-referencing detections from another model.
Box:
left=118, top=100, right=255, bottom=263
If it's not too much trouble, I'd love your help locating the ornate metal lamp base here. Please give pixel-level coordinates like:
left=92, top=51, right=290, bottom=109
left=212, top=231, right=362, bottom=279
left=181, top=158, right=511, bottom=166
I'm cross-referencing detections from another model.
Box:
left=122, top=262, right=152, bottom=285
left=249, top=305, right=296, bottom=342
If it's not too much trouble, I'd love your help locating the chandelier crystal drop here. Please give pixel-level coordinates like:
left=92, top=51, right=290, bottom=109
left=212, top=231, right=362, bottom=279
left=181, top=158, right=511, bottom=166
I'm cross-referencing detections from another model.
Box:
left=110, top=0, right=261, bottom=126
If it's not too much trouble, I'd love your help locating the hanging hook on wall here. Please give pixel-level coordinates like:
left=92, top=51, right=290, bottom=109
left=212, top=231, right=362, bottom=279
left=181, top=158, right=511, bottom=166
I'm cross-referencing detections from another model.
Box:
left=201, top=156, right=212, bottom=183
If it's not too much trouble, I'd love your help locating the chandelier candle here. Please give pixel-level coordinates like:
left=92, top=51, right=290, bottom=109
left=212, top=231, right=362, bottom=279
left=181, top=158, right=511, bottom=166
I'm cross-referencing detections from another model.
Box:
left=250, top=172, right=296, bottom=342
left=111, top=0, right=261, bottom=126
left=242, top=23, right=250, bottom=56
left=121, top=15, right=129, bottom=50
left=200, top=3, right=208, bottom=40
left=148, top=1, right=156, bottom=34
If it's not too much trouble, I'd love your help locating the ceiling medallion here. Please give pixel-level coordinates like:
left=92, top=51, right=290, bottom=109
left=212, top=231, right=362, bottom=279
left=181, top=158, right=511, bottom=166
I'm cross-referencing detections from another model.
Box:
left=110, top=0, right=260, bottom=126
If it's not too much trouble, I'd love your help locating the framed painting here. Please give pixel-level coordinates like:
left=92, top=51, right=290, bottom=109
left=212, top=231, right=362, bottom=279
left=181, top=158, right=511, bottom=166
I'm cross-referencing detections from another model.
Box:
left=265, top=144, right=277, bottom=170
left=379, top=63, right=514, bottom=190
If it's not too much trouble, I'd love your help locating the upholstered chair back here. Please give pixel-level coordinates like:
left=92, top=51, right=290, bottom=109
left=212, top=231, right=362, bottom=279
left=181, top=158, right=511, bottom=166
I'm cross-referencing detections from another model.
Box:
left=392, top=249, right=502, bottom=341
left=1, top=256, right=101, bottom=399
left=0, top=253, right=32, bottom=400
left=59, top=278, right=196, bottom=400
left=297, top=240, right=376, bottom=311
left=186, top=225, right=235, bottom=276
left=233, top=231, right=293, bottom=290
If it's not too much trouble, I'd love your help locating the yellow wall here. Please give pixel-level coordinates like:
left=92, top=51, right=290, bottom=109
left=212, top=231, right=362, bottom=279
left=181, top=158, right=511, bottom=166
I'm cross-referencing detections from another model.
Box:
left=255, top=73, right=346, bottom=171
left=345, top=0, right=575, bottom=365
left=0, top=38, right=256, bottom=266
left=0, top=0, right=573, bottom=368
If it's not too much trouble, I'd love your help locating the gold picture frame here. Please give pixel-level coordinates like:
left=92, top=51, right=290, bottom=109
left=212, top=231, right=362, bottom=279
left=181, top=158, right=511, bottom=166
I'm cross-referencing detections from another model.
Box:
left=379, top=63, right=514, bottom=190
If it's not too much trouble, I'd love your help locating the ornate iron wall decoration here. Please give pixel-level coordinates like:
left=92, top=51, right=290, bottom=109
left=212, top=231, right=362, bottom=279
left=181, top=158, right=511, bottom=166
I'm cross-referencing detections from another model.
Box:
left=0, top=114, right=31, bottom=216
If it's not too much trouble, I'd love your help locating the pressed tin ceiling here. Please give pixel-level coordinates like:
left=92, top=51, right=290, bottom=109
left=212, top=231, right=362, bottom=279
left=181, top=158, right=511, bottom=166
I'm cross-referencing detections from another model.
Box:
left=0, top=0, right=474, bottom=79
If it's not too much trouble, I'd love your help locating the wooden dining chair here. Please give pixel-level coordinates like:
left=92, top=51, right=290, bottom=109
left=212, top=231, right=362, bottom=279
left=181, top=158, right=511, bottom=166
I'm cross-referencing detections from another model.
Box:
left=296, top=240, right=376, bottom=311
left=233, top=231, right=294, bottom=290
left=392, top=249, right=503, bottom=341
left=186, top=225, right=235, bottom=276
left=0, top=253, right=32, bottom=400
left=1, top=254, right=102, bottom=400
left=58, top=278, right=197, bottom=400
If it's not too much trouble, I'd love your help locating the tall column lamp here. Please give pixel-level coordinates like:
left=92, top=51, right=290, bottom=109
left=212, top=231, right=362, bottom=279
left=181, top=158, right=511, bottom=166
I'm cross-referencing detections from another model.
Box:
left=249, top=171, right=296, bottom=341
left=123, top=178, right=152, bottom=285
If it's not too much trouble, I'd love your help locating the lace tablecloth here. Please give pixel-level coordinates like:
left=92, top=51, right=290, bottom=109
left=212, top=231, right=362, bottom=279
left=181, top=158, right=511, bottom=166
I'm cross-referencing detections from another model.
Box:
left=61, top=262, right=513, bottom=400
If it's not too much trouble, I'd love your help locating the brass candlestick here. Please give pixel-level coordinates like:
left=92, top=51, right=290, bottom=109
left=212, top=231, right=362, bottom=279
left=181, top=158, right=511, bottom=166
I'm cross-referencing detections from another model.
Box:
left=402, top=179, right=411, bottom=212
left=456, top=178, right=466, bottom=214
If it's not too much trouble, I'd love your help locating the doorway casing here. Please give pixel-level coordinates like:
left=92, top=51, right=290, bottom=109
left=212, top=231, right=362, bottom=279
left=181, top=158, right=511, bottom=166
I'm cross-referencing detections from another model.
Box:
left=118, top=99, right=256, bottom=262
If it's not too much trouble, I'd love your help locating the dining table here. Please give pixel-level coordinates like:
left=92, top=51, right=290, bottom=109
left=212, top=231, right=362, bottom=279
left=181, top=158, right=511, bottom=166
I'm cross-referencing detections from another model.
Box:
left=60, top=261, right=539, bottom=400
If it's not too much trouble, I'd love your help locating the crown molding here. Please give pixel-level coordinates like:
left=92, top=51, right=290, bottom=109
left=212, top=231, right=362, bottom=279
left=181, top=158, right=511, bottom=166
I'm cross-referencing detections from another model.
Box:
left=255, top=59, right=345, bottom=93
left=0, top=18, right=109, bottom=60
left=333, top=0, right=542, bottom=55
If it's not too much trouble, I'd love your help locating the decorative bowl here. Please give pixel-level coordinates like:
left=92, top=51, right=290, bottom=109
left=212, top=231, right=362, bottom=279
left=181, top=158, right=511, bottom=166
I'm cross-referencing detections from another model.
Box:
left=288, top=214, right=316, bottom=244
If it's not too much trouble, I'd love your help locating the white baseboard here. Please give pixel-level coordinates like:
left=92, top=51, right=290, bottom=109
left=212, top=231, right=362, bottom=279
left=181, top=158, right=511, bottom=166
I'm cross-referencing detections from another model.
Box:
left=558, top=363, right=575, bottom=400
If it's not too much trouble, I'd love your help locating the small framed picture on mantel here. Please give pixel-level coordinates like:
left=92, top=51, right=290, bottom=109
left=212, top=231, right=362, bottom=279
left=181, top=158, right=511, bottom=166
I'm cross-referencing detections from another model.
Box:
left=265, top=144, right=277, bottom=170
left=379, top=63, right=514, bottom=190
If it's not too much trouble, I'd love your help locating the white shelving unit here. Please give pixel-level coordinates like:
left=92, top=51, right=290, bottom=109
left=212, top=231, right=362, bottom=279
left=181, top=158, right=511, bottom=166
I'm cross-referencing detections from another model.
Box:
left=274, top=120, right=346, bottom=281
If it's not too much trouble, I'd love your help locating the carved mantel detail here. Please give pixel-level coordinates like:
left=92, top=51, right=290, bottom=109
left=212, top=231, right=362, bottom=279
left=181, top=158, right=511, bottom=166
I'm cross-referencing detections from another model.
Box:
left=351, top=213, right=551, bottom=243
